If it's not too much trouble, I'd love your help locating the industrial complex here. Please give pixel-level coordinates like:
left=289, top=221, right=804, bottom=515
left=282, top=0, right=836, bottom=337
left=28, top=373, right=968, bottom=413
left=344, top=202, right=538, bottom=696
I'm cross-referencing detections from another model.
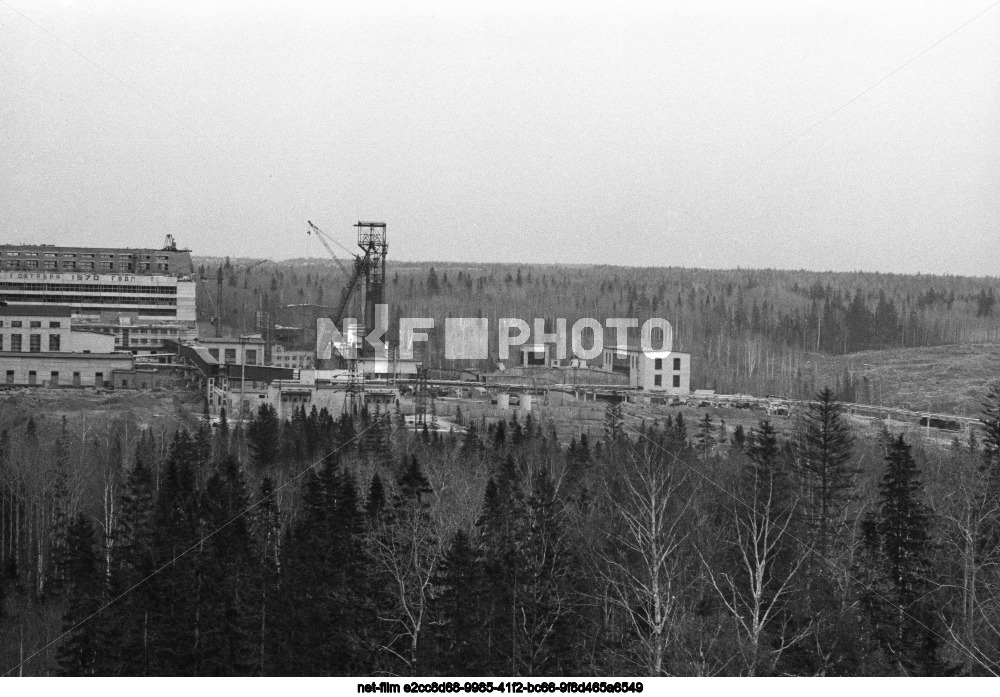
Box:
left=0, top=225, right=697, bottom=424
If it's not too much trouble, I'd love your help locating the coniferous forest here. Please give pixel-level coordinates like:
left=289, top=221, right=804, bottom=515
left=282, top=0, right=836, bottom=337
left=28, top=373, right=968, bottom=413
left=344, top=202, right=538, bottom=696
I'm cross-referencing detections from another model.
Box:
left=2, top=384, right=1000, bottom=676
left=199, top=258, right=999, bottom=397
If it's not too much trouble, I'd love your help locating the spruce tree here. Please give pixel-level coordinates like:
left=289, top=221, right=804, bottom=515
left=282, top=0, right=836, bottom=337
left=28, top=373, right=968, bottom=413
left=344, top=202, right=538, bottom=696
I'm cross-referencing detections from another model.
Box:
left=425, top=529, right=488, bottom=675
left=859, top=434, right=955, bottom=675
left=57, top=514, right=106, bottom=675
left=603, top=402, right=625, bottom=444
left=794, top=387, right=858, bottom=557
left=696, top=412, right=715, bottom=460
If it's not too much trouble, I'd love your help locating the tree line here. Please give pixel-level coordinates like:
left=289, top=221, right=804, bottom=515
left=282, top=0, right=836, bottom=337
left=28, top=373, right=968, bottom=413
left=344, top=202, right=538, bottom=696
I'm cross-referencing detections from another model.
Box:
left=195, top=258, right=999, bottom=397
left=3, top=383, right=1000, bottom=676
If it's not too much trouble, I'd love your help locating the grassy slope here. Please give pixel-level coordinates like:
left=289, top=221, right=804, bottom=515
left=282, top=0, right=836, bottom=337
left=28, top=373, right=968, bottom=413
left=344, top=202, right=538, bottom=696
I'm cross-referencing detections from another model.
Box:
left=807, top=342, right=1000, bottom=415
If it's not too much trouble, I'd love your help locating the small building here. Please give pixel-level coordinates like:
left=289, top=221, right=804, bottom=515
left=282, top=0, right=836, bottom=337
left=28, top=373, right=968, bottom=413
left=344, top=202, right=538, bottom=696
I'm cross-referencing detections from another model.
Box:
left=191, top=334, right=267, bottom=366
left=0, top=304, right=133, bottom=386
left=601, top=344, right=691, bottom=394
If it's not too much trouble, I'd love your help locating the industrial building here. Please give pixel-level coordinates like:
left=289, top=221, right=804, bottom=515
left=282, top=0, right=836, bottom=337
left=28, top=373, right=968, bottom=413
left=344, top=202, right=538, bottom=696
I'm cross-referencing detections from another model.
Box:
left=271, top=344, right=314, bottom=370
left=0, top=236, right=197, bottom=355
left=0, top=304, right=133, bottom=386
left=191, top=335, right=267, bottom=366
left=602, top=344, right=691, bottom=394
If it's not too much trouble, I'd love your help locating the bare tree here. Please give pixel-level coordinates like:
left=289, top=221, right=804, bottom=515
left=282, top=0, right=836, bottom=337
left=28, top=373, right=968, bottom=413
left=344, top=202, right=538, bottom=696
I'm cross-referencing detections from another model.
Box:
left=590, top=449, right=694, bottom=675
left=699, top=474, right=810, bottom=675
left=369, top=487, right=445, bottom=674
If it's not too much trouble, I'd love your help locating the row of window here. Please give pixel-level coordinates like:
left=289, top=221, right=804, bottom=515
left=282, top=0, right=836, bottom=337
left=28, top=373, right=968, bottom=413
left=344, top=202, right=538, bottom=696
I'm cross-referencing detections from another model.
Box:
left=0, top=334, right=61, bottom=352
left=0, top=320, right=60, bottom=328
left=92, top=326, right=180, bottom=335
left=4, top=251, right=169, bottom=260
left=5, top=370, right=105, bottom=386
left=653, top=357, right=683, bottom=371
left=654, top=374, right=683, bottom=387
left=2, top=260, right=169, bottom=272
left=115, top=337, right=163, bottom=345
left=0, top=295, right=178, bottom=306
left=207, top=348, right=258, bottom=364
left=1, top=282, right=178, bottom=294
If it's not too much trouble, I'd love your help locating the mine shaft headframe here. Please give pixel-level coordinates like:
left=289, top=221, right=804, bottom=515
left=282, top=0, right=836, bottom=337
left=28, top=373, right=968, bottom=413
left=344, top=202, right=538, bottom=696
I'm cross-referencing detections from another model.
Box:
left=355, top=221, right=387, bottom=253
left=355, top=221, right=387, bottom=284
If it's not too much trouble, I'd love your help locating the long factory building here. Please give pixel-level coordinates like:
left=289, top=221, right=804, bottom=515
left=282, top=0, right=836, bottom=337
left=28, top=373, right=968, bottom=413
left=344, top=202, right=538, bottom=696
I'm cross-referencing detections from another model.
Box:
left=0, top=236, right=197, bottom=354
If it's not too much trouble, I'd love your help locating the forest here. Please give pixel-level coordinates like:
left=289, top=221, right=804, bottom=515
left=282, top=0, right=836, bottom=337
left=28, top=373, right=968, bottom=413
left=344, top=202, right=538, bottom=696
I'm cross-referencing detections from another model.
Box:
left=2, top=383, right=1000, bottom=676
left=198, top=257, right=999, bottom=397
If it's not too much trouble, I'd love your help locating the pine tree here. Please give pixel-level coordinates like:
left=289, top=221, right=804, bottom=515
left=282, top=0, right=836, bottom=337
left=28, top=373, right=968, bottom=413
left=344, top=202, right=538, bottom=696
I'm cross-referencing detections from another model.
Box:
left=108, top=454, right=157, bottom=675
left=745, top=419, right=790, bottom=515
left=696, top=412, right=715, bottom=460
left=57, top=514, right=106, bottom=675
left=603, top=402, right=624, bottom=445
left=794, top=387, right=858, bottom=557
left=248, top=403, right=281, bottom=467
left=192, top=455, right=258, bottom=675
left=425, top=529, right=488, bottom=675
left=859, top=434, right=955, bottom=675
left=367, top=472, right=386, bottom=518
left=981, top=382, right=1000, bottom=500
left=48, top=419, right=72, bottom=595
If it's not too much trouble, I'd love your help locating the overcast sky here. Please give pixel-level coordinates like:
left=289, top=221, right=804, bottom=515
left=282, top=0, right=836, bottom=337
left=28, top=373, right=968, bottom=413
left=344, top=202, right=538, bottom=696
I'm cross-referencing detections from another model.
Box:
left=2, top=0, right=998, bottom=275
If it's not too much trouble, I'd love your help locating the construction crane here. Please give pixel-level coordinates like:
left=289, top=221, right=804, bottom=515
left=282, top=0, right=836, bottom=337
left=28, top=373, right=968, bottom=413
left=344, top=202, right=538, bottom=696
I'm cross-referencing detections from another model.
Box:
left=307, top=220, right=352, bottom=277
left=306, top=220, right=368, bottom=350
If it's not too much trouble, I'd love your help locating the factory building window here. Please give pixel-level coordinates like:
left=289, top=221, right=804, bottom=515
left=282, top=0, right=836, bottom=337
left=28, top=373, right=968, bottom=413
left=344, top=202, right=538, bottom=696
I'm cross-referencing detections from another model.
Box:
left=95, top=372, right=103, bottom=386
left=654, top=375, right=662, bottom=387
left=73, top=372, right=81, bottom=386
left=100, top=262, right=113, bottom=270
left=10, top=335, right=22, bottom=352
left=673, top=357, right=681, bottom=370
left=654, top=358, right=662, bottom=370
left=28, top=371, right=36, bottom=385
left=673, top=375, right=681, bottom=387
left=5, top=371, right=13, bottom=384
left=246, top=349, right=258, bottom=365
left=24, top=260, right=38, bottom=269
left=224, top=349, right=236, bottom=363
left=30, top=321, right=41, bottom=328
left=44, top=260, right=57, bottom=269
left=49, top=321, right=60, bottom=328
left=29, top=335, right=41, bottom=352
left=11, top=321, right=21, bottom=328
left=49, top=335, right=60, bottom=352
left=50, top=371, right=59, bottom=386
left=63, top=261, right=76, bottom=269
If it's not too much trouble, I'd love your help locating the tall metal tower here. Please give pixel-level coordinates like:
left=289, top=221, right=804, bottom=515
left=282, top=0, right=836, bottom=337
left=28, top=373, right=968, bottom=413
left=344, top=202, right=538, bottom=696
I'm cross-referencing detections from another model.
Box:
left=355, top=221, right=388, bottom=357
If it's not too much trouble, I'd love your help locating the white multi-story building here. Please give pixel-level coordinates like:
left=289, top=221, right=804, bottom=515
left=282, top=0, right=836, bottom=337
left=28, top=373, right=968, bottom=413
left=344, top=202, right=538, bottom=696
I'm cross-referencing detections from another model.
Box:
left=602, top=344, right=691, bottom=394
left=0, top=239, right=197, bottom=355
